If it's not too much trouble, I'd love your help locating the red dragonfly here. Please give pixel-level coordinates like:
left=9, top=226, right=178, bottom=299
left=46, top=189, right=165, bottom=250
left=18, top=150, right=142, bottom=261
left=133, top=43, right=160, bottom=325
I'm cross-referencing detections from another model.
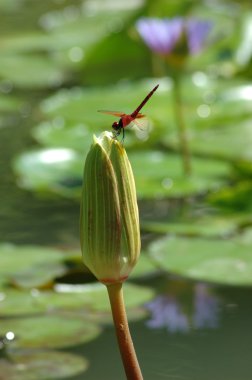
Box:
left=98, top=84, right=159, bottom=139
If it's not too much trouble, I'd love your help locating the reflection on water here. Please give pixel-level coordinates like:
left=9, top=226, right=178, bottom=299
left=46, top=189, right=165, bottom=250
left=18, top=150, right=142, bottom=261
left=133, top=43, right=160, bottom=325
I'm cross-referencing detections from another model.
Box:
left=145, top=283, right=219, bottom=333
left=193, top=283, right=219, bottom=329
left=146, top=295, right=190, bottom=332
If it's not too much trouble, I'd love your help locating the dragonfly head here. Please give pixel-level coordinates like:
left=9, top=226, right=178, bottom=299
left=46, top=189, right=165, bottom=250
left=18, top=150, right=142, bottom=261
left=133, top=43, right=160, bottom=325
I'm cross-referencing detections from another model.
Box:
left=112, top=121, right=120, bottom=131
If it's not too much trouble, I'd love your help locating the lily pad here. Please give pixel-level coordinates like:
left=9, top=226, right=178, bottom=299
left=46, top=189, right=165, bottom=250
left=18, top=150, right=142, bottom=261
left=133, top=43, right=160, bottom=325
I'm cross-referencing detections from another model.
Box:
left=0, top=244, right=69, bottom=289
left=88, top=282, right=155, bottom=311
left=54, top=282, right=155, bottom=312
left=142, top=214, right=238, bottom=237
left=1, top=314, right=101, bottom=349
left=0, top=289, right=92, bottom=317
left=130, top=252, right=159, bottom=278
left=0, top=54, right=66, bottom=88
left=208, top=181, right=252, bottom=211
left=163, top=82, right=252, bottom=161
left=13, top=148, right=83, bottom=198
left=0, top=281, right=154, bottom=317
left=32, top=120, right=94, bottom=152
left=0, top=349, right=88, bottom=380
left=0, top=243, right=65, bottom=277
left=179, top=120, right=252, bottom=161
left=148, top=235, right=252, bottom=286
left=10, top=262, right=67, bottom=289
left=129, top=151, right=231, bottom=198
left=14, top=146, right=231, bottom=199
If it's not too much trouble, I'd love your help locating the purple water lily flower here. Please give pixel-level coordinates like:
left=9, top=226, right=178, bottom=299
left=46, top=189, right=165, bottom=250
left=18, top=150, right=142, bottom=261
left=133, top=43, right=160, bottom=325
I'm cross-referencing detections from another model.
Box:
left=136, top=17, right=212, bottom=56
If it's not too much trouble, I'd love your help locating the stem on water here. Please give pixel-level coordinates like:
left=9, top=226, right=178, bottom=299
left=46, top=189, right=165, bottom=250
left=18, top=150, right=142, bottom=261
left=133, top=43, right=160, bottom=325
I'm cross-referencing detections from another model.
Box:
left=106, top=282, right=143, bottom=380
left=172, top=75, right=192, bottom=176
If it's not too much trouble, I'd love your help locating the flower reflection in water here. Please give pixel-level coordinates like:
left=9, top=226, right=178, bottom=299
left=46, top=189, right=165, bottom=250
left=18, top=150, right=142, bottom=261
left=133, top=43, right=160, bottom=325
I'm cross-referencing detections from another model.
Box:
left=146, top=295, right=190, bottom=333
left=145, top=283, right=219, bottom=333
left=193, top=283, right=219, bottom=329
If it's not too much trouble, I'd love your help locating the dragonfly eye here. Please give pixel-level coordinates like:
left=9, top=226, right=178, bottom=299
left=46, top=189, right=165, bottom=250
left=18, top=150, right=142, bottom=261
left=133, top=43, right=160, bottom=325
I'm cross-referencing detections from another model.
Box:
left=112, top=121, right=120, bottom=131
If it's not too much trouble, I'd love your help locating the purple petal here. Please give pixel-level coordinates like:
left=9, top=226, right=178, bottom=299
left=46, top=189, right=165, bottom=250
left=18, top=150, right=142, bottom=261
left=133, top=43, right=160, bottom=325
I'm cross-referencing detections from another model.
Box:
left=186, top=19, right=212, bottom=54
left=136, top=17, right=184, bottom=54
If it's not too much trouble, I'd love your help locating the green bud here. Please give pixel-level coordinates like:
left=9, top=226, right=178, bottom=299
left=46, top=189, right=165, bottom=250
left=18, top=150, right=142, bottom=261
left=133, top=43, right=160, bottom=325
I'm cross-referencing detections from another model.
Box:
left=80, top=132, right=141, bottom=284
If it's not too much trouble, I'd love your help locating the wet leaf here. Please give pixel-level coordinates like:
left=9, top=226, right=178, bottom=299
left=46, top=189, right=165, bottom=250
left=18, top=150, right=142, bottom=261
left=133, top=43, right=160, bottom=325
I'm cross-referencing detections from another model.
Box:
left=148, top=235, right=252, bottom=286
left=130, top=252, right=159, bottom=278
left=0, top=281, right=154, bottom=317
left=0, top=349, right=88, bottom=380
left=11, top=262, right=67, bottom=289
left=80, top=282, right=155, bottom=312
left=54, top=282, right=155, bottom=312
left=1, top=315, right=101, bottom=349
left=0, top=243, right=65, bottom=277
left=208, top=181, right=252, bottom=211
left=13, top=148, right=231, bottom=199
left=130, top=151, right=231, bottom=198
left=0, top=55, right=66, bottom=88
left=32, top=120, right=93, bottom=152
left=142, top=214, right=238, bottom=237
left=13, top=148, right=83, bottom=198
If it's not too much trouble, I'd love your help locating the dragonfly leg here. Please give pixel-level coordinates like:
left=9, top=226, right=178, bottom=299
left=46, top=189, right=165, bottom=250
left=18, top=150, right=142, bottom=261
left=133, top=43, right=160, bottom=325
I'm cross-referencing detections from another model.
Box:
left=112, top=131, right=118, bottom=139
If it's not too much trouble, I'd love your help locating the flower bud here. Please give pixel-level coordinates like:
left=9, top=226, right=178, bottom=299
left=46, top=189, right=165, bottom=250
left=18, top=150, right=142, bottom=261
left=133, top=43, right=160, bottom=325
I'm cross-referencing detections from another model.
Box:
left=80, top=132, right=141, bottom=284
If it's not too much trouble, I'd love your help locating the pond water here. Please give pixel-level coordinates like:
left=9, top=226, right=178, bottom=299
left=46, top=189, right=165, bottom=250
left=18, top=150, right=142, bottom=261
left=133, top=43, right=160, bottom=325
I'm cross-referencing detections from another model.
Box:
left=1, top=1, right=252, bottom=379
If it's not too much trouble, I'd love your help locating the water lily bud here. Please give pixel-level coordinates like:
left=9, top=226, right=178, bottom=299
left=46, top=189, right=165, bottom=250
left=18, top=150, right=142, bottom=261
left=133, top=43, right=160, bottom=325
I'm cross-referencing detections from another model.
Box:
left=80, top=131, right=141, bottom=284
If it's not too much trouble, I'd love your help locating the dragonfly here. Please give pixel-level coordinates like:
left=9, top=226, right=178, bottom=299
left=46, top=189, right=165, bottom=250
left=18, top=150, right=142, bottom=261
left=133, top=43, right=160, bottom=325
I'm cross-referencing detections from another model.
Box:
left=98, top=84, right=159, bottom=140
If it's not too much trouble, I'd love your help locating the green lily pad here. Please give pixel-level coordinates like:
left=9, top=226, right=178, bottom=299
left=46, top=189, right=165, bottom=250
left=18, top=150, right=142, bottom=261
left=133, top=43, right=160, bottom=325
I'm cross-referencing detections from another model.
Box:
left=142, top=214, right=238, bottom=237
left=0, top=244, right=68, bottom=289
left=0, top=349, right=88, bottom=380
left=129, top=151, right=231, bottom=198
left=181, top=120, right=252, bottom=161
left=0, top=289, right=93, bottom=317
left=0, top=54, right=66, bottom=88
left=0, top=281, right=154, bottom=317
left=55, top=282, right=155, bottom=312
left=14, top=146, right=231, bottom=199
left=130, top=252, right=158, bottom=278
left=163, top=82, right=252, bottom=161
left=0, top=290, right=45, bottom=316
left=32, top=120, right=94, bottom=152
left=208, top=181, right=252, bottom=211
left=13, top=148, right=83, bottom=197
left=85, top=282, right=154, bottom=312
left=0, top=6, right=137, bottom=54
left=1, top=314, right=101, bottom=349
left=11, top=262, right=67, bottom=289
left=148, top=235, right=252, bottom=286
left=0, top=243, right=65, bottom=276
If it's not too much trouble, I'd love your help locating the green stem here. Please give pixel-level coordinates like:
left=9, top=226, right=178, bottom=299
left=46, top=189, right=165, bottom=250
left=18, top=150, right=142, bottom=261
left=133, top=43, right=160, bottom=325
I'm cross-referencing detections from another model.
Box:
left=106, top=282, right=143, bottom=380
left=172, top=75, right=192, bottom=176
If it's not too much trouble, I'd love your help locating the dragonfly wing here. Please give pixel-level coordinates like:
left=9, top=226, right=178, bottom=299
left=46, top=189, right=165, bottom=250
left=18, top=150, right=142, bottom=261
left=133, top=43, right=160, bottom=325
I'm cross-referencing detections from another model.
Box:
left=129, top=116, right=149, bottom=131
left=135, top=112, right=145, bottom=119
left=98, top=110, right=126, bottom=117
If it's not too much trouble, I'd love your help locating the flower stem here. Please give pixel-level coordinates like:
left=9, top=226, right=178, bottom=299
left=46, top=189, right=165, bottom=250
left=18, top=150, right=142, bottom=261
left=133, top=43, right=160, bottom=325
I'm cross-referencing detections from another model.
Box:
left=106, top=282, right=143, bottom=380
left=172, top=75, right=192, bottom=176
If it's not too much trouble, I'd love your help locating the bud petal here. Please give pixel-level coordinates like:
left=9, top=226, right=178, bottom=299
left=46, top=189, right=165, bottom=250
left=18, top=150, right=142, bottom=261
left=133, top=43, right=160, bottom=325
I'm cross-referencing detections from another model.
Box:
left=80, top=132, right=141, bottom=284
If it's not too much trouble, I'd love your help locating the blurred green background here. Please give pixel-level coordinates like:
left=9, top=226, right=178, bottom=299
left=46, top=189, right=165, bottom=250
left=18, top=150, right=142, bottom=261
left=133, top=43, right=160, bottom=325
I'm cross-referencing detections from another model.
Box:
left=1, top=0, right=252, bottom=379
